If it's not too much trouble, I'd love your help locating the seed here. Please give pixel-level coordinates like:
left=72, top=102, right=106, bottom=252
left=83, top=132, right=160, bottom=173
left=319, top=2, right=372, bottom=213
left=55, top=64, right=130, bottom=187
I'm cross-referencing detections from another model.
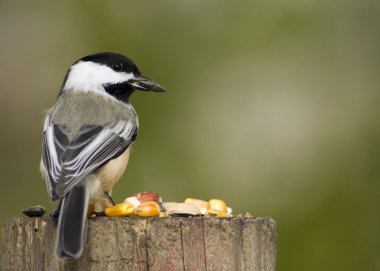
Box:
left=136, top=201, right=160, bottom=217
left=105, top=202, right=135, bottom=217
left=207, top=199, right=228, bottom=213
left=22, top=205, right=46, bottom=217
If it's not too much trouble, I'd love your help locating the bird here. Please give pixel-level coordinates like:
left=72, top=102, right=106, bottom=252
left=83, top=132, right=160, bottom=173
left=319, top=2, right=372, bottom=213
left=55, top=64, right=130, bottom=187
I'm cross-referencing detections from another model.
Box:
left=40, top=52, right=165, bottom=261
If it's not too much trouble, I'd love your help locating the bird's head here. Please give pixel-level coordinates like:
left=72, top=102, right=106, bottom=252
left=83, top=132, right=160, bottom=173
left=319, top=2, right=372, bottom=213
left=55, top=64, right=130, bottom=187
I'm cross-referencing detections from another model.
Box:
left=60, top=52, right=165, bottom=102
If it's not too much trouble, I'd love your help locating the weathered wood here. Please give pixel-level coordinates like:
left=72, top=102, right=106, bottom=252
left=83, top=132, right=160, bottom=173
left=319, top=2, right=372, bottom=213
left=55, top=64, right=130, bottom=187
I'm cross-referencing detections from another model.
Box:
left=181, top=217, right=206, bottom=271
left=1, top=216, right=276, bottom=271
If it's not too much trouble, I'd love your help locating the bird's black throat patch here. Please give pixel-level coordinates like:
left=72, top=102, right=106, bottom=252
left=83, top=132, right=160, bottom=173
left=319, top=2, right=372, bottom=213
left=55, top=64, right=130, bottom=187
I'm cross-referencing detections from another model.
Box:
left=104, top=82, right=135, bottom=103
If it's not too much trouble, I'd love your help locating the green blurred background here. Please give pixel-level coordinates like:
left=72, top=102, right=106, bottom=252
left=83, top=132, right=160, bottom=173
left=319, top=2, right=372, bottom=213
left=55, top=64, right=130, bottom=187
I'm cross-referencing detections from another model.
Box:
left=1, top=1, right=379, bottom=270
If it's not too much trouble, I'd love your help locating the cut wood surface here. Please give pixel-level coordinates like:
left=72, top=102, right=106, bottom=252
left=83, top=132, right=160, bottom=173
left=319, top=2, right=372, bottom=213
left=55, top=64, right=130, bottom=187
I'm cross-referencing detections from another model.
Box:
left=1, top=216, right=276, bottom=271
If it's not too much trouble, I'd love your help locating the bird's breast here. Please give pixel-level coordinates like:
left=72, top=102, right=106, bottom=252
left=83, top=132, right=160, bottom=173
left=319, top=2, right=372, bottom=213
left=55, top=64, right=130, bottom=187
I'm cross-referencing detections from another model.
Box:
left=95, top=146, right=131, bottom=193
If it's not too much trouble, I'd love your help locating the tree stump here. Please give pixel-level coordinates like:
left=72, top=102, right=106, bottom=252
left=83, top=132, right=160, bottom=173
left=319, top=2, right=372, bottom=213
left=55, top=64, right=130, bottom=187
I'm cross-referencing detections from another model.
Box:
left=1, top=216, right=276, bottom=271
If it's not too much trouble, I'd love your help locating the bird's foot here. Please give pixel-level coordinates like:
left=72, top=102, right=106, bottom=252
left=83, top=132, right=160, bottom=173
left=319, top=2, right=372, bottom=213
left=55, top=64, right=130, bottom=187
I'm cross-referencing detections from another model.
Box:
left=94, top=211, right=106, bottom=217
left=104, top=191, right=116, bottom=206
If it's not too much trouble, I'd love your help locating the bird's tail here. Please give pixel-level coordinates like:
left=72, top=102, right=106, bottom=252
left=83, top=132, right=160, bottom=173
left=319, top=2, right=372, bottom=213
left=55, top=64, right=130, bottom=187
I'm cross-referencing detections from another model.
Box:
left=56, top=182, right=90, bottom=261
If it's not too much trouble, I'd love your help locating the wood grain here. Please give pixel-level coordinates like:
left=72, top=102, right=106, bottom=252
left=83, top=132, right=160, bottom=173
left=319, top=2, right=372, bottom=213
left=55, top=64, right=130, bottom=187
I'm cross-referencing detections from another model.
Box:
left=1, top=217, right=276, bottom=271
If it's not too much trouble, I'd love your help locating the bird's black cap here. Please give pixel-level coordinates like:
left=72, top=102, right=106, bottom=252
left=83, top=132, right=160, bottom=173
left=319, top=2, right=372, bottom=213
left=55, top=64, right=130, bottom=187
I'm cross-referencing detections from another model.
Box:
left=60, top=52, right=165, bottom=101
left=78, top=52, right=141, bottom=75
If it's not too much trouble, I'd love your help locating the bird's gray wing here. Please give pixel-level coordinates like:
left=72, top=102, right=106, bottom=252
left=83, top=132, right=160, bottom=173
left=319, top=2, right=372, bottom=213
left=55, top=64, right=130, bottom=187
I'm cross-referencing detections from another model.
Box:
left=41, top=116, right=137, bottom=201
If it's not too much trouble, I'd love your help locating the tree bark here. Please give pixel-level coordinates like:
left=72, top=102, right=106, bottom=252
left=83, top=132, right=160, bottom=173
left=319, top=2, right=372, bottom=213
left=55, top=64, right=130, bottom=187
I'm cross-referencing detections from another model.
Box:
left=1, top=216, right=276, bottom=271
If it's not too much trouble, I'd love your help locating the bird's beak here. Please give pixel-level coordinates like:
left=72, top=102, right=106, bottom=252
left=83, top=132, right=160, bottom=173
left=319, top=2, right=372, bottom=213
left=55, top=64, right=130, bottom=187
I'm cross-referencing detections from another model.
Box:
left=128, top=75, right=166, bottom=92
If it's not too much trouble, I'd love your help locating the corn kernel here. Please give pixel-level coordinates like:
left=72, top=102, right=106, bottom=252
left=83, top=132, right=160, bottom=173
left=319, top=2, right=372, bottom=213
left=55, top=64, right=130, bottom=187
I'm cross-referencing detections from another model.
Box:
left=136, top=201, right=160, bottom=217
left=207, top=199, right=228, bottom=213
left=105, top=202, right=135, bottom=217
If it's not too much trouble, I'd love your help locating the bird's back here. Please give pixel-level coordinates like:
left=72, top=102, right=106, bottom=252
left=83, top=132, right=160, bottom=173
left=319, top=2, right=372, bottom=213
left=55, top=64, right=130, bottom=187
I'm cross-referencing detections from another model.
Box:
left=49, top=91, right=138, bottom=133
left=41, top=91, right=138, bottom=201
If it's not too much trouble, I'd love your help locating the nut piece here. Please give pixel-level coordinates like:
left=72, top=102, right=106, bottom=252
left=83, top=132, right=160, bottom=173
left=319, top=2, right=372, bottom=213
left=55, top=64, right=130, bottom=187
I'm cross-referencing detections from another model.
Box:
left=185, top=198, right=208, bottom=214
left=163, top=202, right=179, bottom=210
left=205, top=209, right=229, bottom=218
left=136, top=201, right=160, bottom=217
left=167, top=202, right=201, bottom=217
left=105, top=202, right=135, bottom=217
left=207, top=199, right=228, bottom=213
left=132, top=191, right=160, bottom=203
left=185, top=198, right=208, bottom=209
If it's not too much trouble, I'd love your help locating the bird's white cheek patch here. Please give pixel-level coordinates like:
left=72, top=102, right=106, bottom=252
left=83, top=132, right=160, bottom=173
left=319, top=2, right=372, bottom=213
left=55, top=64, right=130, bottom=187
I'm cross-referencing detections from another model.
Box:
left=62, top=61, right=135, bottom=93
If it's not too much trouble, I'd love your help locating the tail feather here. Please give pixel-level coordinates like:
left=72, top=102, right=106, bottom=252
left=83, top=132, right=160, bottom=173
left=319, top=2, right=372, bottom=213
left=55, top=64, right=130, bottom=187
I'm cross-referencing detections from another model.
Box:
left=56, top=182, right=90, bottom=261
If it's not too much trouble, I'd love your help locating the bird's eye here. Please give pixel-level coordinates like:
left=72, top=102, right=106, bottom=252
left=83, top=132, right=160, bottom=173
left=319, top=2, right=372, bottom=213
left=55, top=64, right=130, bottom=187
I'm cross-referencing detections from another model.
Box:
left=113, top=63, right=123, bottom=71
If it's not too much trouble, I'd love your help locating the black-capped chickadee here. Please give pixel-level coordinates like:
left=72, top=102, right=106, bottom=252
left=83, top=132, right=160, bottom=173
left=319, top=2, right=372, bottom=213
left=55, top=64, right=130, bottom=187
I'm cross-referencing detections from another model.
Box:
left=40, top=52, right=165, bottom=261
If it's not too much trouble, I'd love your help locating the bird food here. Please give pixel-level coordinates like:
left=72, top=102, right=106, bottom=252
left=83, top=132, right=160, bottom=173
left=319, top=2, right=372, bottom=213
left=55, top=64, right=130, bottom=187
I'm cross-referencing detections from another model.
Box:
left=105, top=202, right=135, bottom=217
left=22, top=192, right=234, bottom=219
left=132, top=191, right=160, bottom=203
left=166, top=202, right=201, bottom=217
left=22, top=205, right=46, bottom=217
left=135, top=201, right=161, bottom=217
left=207, top=199, right=228, bottom=213
left=106, top=191, right=233, bottom=218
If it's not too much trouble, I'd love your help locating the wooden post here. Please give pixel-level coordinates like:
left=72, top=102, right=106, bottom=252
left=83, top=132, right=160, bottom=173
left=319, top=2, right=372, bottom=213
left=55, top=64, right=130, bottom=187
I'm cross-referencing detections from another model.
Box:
left=1, top=216, right=276, bottom=271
